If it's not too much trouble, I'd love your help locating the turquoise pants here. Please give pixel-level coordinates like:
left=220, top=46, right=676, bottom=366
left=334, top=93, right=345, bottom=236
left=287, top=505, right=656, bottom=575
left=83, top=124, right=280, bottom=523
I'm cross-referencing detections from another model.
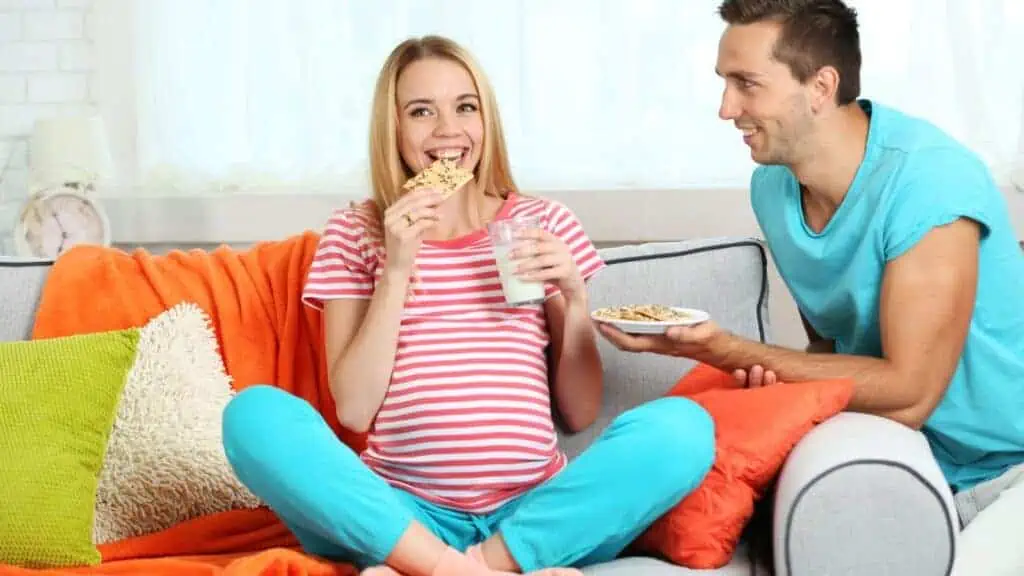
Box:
left=222, top=385, right=714, bottom=571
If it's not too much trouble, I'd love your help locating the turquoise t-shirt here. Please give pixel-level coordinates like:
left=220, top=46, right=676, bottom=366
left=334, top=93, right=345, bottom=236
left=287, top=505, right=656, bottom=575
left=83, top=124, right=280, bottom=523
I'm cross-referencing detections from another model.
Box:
left=751, top=99, right=1024, bottom=491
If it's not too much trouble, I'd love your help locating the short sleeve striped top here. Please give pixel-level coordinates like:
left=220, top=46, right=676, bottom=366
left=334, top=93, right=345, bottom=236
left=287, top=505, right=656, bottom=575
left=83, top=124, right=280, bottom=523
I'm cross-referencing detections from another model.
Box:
left=302, top=193, right=605, bottom=512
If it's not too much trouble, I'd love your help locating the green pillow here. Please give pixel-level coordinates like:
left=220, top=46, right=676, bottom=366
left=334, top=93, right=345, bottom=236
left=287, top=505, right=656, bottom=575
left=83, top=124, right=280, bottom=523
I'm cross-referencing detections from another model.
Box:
left=0, top=329, right=139, bottom=569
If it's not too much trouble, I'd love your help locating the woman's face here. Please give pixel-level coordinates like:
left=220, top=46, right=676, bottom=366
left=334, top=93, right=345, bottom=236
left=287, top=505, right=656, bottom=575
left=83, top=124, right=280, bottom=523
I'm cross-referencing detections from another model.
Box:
left=395, top=57, right=484, bottom=178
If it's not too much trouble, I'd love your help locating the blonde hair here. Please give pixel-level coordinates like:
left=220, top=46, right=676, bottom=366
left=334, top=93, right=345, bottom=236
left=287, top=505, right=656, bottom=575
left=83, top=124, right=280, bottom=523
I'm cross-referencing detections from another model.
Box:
left=367, top=35, right=518, bottom=214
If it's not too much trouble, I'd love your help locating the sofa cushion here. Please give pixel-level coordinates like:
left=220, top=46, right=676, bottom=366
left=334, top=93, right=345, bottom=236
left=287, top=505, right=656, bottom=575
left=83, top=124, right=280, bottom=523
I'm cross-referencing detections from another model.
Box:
left=632, top=364, right=854, bottom=569
left=583, top=540, right=766, bottom=575
left=0, top=328, right=138, bottom=568
left=93, top=302, right=263, bottom=545
left=559, top=237, right=769, bottom=458
left=0, top=258, right=52, bottom=342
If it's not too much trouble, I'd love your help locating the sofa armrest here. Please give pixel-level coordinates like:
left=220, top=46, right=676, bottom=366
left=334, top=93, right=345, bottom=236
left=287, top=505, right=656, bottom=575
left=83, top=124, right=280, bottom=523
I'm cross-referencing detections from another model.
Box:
left=772, top=412, right=957, bottom=576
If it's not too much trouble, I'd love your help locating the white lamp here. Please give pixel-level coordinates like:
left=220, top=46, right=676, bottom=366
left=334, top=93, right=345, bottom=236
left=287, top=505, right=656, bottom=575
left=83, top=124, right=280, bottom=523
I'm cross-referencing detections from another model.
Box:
left=28, top=114, right=114, bottom=194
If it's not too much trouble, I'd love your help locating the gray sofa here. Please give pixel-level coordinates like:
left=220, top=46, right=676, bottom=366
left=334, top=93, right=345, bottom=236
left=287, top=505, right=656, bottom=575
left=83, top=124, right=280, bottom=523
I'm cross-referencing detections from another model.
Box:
left=0, top=236, right=958, bottom=575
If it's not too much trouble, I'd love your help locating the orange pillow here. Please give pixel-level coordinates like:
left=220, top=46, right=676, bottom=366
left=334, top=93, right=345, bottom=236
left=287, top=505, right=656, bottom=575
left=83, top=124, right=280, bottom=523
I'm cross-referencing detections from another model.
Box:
left=631, top=363, right=854, bottom=568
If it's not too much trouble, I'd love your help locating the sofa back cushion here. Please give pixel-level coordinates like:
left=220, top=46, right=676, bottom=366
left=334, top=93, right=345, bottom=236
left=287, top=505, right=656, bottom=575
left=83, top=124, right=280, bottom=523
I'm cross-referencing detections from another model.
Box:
left=0, top=259, right=52, bottom=342
left=558, top=238, right=770, bottom=459
left=0, top=239, right=771, bottom=460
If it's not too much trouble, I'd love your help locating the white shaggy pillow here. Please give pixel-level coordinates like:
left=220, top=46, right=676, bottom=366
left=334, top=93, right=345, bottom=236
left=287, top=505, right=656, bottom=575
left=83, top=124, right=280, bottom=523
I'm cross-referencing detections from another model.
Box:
left=92, top=302, right=262, bottom=545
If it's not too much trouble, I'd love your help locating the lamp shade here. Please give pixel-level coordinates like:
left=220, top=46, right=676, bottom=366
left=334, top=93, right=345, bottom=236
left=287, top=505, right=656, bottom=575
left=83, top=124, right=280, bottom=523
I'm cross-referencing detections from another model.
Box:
left=29, top=114, right=115, bottom=192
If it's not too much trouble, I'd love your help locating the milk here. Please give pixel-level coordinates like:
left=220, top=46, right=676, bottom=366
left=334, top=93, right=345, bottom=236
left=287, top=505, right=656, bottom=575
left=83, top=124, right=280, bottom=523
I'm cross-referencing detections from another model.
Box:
left=487, top=216, right=546, bottom=307
left=493, top=243, right=545, bottom=306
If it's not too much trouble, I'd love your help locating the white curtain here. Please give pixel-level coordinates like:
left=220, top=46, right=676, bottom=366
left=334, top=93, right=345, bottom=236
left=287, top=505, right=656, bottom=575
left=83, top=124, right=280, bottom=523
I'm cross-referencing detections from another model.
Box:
left=94, top=0, right=1024, bottom=195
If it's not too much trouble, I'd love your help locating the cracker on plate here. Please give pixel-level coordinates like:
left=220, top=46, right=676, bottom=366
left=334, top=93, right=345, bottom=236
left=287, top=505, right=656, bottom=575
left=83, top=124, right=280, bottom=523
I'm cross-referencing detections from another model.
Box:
left=592, top=304, right=692, bottom=322
left=403, top=158, right=474, bottom=198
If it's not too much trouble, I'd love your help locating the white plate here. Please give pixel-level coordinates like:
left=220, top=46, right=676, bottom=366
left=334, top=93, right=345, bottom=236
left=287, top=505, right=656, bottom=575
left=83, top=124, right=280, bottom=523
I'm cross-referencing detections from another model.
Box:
left=591, top=307, right=711, bottom=334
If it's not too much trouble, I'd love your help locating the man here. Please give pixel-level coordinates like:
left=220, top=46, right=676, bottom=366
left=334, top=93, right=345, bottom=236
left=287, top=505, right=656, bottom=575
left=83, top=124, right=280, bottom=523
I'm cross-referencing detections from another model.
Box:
left=598, top=0, right=1024, bottom=573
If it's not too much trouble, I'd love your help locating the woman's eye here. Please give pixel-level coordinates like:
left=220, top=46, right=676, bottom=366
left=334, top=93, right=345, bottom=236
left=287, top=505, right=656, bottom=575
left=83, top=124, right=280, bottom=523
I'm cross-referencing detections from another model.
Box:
left=409, top=107, right=432, bottom=118
left=457, top=103, right=478, bottom=113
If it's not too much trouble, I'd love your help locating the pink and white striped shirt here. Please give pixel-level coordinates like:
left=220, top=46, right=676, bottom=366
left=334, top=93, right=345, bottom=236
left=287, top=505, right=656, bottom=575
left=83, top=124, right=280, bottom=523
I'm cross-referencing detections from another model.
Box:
left=302, top=193, right=605, bottom=513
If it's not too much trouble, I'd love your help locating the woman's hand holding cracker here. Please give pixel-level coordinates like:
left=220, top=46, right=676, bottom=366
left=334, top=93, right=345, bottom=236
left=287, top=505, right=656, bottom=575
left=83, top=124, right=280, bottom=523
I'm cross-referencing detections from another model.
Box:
left=383, top=187, right=443, bottom=274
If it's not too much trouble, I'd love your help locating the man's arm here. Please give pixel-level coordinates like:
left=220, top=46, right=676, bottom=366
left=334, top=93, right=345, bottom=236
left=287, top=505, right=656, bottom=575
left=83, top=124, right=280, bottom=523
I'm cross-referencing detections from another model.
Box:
left=600, top=218, right=980, bottom=430
left=709, top=218, right=979, bottom=428
left=736, top=313, right=830, bottom=387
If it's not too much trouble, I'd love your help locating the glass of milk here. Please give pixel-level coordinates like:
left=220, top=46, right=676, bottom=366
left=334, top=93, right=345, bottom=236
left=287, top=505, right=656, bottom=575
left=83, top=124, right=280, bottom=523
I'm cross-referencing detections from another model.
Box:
left=487, top=215, right=546, bottom=306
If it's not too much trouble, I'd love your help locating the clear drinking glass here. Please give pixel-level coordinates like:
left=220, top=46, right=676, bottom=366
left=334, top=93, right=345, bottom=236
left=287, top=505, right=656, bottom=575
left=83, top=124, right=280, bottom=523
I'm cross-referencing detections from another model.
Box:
left=486, top=215, right=546, bottom=306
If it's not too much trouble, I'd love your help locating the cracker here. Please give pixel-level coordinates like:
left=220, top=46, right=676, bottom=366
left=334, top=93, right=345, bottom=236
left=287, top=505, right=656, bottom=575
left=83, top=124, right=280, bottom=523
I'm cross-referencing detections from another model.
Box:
left=402, top=158, right=474, bottom=198
left=593, top=304, right=692, bottom=322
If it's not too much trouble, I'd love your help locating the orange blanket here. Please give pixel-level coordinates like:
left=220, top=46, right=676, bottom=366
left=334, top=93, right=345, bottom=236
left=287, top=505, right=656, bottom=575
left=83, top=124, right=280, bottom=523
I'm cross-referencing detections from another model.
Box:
left=7, top=234, right=366, bottom=576
left=0, top=548, right=353, bottom=576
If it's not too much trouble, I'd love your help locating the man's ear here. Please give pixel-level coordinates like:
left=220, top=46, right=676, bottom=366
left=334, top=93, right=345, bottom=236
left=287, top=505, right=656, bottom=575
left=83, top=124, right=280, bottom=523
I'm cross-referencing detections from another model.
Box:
left=810, top=65, right=841, bottom=112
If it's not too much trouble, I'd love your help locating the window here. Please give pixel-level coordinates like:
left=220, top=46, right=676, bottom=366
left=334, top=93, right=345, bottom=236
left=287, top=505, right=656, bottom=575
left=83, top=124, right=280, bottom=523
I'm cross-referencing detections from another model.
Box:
left=94, top=0, right=1024, bottom=195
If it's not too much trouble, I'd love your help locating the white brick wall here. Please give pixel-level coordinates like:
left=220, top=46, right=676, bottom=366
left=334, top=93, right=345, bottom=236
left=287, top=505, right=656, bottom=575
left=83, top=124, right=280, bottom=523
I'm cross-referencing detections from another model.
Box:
left=0, top=0, right=95, bottom=208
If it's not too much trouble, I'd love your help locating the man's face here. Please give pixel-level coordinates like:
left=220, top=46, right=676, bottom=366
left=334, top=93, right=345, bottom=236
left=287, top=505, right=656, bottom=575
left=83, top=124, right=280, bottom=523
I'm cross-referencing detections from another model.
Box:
left=715, top=21, right=816, bottom=166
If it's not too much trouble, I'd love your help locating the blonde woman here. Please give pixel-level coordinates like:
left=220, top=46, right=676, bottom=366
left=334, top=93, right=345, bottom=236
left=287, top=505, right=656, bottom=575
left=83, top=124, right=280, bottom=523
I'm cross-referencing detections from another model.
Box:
left=222, top=36, right=715, bottom=576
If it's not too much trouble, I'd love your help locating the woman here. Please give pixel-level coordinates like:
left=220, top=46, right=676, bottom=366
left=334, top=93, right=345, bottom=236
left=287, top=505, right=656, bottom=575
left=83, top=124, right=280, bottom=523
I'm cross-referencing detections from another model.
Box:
left=222, top=35, right=715, bottom=576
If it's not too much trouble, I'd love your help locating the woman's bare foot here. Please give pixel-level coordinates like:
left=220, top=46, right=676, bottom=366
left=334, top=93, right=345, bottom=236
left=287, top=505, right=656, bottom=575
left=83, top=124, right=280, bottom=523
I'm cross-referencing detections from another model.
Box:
left=360, top=566, right=404, bottom=576
left=359, top=546, right=581, bottom=576
left=362, top=528, right=582, bottom=576
left=465, top=544, right=582, bottom=576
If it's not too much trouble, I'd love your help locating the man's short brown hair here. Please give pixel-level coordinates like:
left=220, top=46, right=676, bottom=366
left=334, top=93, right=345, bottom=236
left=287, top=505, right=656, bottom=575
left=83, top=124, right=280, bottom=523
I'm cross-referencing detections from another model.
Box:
left=718, top=0, right=861, bottom=105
